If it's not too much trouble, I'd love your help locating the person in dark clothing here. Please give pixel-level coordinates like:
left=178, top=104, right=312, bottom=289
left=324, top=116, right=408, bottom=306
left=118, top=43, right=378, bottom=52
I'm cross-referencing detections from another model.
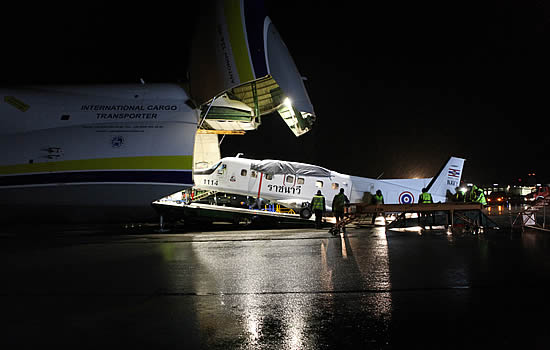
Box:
left=332, top=188, right=350, bottom=233
left=453, top=187, right=465, bottom=202
left=311, top=190, right=326, bottom=229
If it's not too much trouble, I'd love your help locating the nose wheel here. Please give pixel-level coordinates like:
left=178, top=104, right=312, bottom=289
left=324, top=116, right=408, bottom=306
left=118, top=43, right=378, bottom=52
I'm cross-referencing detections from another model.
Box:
left=300, top=207, right=312, bottom=219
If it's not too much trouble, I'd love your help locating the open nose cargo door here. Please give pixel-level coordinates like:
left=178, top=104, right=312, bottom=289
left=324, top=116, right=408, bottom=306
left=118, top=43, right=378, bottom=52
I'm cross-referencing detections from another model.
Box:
left=189, top=0, right=316, bottom=137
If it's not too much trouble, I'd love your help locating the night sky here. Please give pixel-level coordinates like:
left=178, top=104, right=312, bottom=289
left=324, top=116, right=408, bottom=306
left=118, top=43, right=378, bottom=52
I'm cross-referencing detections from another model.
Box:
left=2, top=1, right=548, bottom=185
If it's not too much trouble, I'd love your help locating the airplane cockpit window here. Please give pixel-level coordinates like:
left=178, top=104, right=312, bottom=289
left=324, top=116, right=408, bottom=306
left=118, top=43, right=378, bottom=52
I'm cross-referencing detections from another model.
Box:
left=251, top=170, right=257, bottom=178
left=286, top=175, right=294, bottom=183
left=241, top=169, right=247, bottom=176
left=193, top=161, right=221, bottom=175
left=265, top=174, right=273, bottom=180
left=316, top=180, right=323, bottom=188
left=332, top=183, right=339, bottom=190
left=297, top=178, right=305, bottom=184
left=217, top=164, right=227, bottom=175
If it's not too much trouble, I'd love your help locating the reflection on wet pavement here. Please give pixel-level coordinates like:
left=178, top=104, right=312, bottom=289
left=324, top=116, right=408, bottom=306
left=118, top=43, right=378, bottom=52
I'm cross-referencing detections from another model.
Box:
left=1, top=226, right=550, bottom=348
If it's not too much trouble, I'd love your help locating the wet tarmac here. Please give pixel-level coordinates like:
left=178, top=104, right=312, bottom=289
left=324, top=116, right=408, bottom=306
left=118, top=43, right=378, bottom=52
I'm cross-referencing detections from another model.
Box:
left=2, top=223, right=550, bottom=349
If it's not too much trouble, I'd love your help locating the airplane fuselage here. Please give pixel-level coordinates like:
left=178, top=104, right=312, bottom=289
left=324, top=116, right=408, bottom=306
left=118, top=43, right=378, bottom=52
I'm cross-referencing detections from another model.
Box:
left=1, top=84, right=197, bottom=222
left=192, top=157, right=458, bottom=214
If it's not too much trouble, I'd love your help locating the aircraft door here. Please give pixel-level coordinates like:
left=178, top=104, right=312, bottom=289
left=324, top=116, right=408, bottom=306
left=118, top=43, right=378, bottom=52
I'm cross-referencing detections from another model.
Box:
left=248, top=169, right=261, bottom=196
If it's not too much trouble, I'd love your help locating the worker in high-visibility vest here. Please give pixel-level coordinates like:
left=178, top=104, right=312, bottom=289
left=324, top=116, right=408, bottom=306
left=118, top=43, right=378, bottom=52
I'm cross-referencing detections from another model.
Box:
left=311, top=190, right=326, bottom=229
left=418, top=188, right=433, bottom=229
left=473, top=187, right=487, bottom=206
left=418, top=188, right=433, bottom=203
left=372, top=189, right=385, bottom=225
left=468, top=184, right=480, bottom=203
left=374, top=190, right=384, bottom=205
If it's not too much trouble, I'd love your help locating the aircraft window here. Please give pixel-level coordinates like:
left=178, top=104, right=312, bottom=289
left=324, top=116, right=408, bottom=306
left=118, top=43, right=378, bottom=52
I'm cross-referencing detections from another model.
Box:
left=217, top=164, right=226, bottom=175
left=241, top=169, right=247, bottom=176
left=193, top=161, right=221, bottom=175
left=297, top=177, right=305, bottom=185
left=251, top=170, right=257, bottom=178
left=316, top=180, right=323, bottom=188
left=286, top=175, right=294, bottom=183
left=210, top=161, right=221, bottom=170
left=332, top=183, right=339, bottom=190
left=265, top=174, right=273, bottom=180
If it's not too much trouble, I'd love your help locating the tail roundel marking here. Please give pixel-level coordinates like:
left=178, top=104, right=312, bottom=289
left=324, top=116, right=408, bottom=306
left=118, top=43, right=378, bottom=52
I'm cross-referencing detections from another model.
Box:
left=399, top=191, right=414, bottom=204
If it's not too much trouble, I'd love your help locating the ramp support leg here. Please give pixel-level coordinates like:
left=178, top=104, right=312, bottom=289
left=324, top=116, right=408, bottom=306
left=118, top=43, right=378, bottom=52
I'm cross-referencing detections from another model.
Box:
left=155, top=214, right=170, bottom=233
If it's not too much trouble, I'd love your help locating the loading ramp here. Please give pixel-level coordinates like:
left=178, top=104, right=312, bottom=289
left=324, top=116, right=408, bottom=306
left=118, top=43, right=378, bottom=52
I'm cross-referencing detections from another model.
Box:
left=331, top=202, right=499, bottom=235
left=152, top=200, right=313, bottom=229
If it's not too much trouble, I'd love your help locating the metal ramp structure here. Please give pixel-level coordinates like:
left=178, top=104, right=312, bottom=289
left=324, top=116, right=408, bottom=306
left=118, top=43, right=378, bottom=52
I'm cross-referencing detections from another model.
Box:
left=189, top=190, right=218, bottom=202
left=152, top=200, right=313, bottom=231
left=330, top=202, right=499, bottom=235
left=512, top=195, right=550, bottom=232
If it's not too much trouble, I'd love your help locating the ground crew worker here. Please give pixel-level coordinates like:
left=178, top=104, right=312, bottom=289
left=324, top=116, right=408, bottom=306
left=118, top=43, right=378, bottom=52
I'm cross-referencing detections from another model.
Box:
left=374, top=190, right=384, bottom=205
left=473, top=187, right=487, bottom=206
left=418, top=188, right=433, bottom=229
left=372, top=189, right=385, bottom=225
left=419, top=188, right=433, bottom=203
left=468, top=185, right=475, bottom=202
left=311, top=190, right=326, bottom=229
left=332, top=188, right=350, bottom=233
left=468, top=185, right=479, bottom=203
left=468, top=185, right=486, bottom=232
left=453, top=187, right=465, bottom=202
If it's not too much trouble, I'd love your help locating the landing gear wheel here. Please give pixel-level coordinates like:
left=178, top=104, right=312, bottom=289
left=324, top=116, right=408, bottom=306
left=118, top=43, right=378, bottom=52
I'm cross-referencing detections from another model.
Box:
left=300, top=207, right=312, bottom=219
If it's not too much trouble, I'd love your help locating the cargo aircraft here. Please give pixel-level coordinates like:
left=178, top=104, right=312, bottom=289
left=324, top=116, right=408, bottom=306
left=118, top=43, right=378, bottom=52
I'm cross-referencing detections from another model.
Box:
left=0, top=1, right=316, bottom=223
left=193, top=156, right=465, bottom=218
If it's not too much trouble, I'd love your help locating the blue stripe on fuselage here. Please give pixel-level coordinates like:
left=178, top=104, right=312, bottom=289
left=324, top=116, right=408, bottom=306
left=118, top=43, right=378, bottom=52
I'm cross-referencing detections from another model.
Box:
left=0, top=170, right=193, bottom=187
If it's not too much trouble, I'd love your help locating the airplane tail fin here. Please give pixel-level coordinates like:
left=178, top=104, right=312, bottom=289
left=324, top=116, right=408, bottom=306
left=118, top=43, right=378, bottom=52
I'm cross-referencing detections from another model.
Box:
left=426, top=156, right=465, bottom=202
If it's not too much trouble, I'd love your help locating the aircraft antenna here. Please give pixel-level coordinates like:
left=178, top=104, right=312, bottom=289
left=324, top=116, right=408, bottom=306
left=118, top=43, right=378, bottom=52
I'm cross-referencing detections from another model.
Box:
left=376, top=172, right=384, bottom=180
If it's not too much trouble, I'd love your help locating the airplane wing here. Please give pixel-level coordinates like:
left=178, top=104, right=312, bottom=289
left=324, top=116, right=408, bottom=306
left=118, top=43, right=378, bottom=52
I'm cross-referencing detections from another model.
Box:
left=188, top=0, right=315, bottom=136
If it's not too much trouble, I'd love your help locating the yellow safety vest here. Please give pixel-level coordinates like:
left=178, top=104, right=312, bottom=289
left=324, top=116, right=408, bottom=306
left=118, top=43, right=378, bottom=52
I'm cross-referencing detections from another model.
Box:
left=312, top=195, right=325, bottom=210
left=420, top=192, right=433, bottom=203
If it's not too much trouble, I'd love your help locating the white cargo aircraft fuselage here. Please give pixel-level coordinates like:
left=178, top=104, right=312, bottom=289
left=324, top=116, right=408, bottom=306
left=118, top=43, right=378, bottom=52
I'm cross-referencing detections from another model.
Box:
left=193, top=156, right=465, bottom=217
left=0, top=84, right=198, bottom=222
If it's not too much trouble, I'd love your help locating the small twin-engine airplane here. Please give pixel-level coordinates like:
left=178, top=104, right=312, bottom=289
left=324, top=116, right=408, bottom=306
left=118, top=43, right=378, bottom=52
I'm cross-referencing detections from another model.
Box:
left=193, top=156, right=465, bottom=218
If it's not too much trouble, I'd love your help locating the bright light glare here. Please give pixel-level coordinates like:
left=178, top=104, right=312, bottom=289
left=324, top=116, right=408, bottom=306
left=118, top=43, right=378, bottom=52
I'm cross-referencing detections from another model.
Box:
left=283, top=97, right=292, bottom=108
